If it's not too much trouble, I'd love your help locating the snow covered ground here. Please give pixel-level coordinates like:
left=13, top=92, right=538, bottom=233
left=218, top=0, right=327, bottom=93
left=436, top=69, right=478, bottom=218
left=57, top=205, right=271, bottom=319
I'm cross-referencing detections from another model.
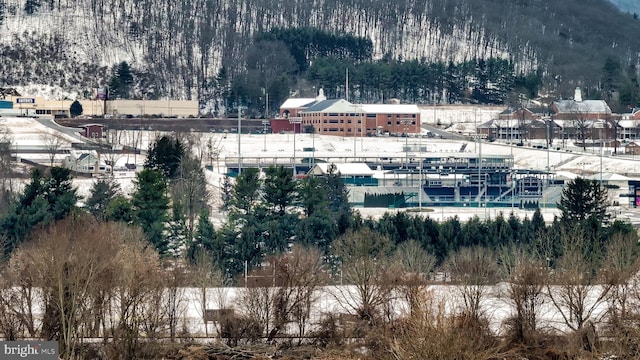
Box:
left=4, top=116, right=640, bottom=224
left=0, top=116, right=631, bottom=339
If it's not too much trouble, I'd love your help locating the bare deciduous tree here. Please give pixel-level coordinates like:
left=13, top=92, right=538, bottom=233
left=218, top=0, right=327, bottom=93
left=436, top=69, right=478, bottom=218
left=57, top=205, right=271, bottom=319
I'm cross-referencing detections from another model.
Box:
left=332, top=228, right=397, bottom=326
left=10, top=216, right=123, bottom=359
left=106, top=225, right=165, bottom=359
left=389, top=290, right=502, bottom=360
left=268, top=245, right=327, bottom=342
left=599, top=231, right=640, bottom=356
left=40, top=134, right=65, bottom=167
left=172, top=156, right=209, bottom=244
left=444, top=246, right=499, bottom=324
left=393, top=240, right=437, bottom=315
left=0, top=126, right=15, bottom=212
left=189, top=252, right=226, bottom=337
left=544, top=228, right=613, bottom=352
left=499, top=245, right=548, bottom=343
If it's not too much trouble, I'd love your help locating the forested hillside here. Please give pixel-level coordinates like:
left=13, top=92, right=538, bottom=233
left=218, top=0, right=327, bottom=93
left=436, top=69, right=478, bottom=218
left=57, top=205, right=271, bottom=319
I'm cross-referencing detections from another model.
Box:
left=0, top=0, right=639, bottom=113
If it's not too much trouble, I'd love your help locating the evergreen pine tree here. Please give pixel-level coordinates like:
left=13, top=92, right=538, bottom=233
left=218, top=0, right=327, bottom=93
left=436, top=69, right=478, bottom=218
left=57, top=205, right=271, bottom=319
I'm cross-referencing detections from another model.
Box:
left=105, top=196, right=135, bottom=224
left=167, top=201, right=187, bottom=257
left=131, top=169, right=170, bottom=256
left=86, top=178, right=120, bottom=221
left=220, top=175, right=233, bottom=211
left=69, top=100, right=83, bottom=117
left=24, top=0, right=41, bottom=15
left=187, top=209, right=218, bottom=263
left=145, top=135, right=185, bottom=179
left=107, top=61, right=134, bottom=99
left=558, top=177, right=609, bottom=226
left=1, top=167, right=78, bottom=258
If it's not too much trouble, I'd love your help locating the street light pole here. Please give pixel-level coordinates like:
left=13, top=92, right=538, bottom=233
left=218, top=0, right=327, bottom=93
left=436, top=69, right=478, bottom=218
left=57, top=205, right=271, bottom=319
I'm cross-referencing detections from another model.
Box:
left=353, top=119, right=357, bottom=159
left=262, top=120, right=269, bottom=152
left=600, top=126, right=604, bottom=184
left=312, top=126, right=315, bottom=167
left=418, top=156, right=422, bottom=210
left=238, top=105, right=242, bottom=175
left=351, top=104, right=362, bottom=160
left=289, top=117, right=302, bottom=177
left=476, top=108, right=482, bottom=208
left=402, top=118, right=411, bottom=169
left=360, top=105, right=364, bottom=151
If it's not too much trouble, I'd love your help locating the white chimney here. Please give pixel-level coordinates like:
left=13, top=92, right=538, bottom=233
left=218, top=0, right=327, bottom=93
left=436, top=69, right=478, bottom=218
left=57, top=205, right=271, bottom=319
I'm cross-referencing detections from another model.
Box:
left=316, top=88, right=326, bottom=101
left=574, top=87, right=582, bottom=102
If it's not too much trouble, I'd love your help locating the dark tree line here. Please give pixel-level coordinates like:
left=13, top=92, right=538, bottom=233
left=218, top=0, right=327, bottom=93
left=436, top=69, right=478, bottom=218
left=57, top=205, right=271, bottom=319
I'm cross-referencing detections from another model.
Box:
left=0, top=133, right=631, bottom=287
left=229, top=27, right=543, bottom=116
left=255, top=27, right=374, bottom=73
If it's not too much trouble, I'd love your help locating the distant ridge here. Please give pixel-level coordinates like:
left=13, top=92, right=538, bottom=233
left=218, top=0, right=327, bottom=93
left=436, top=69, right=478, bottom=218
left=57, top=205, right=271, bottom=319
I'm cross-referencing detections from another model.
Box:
left=0, top=0, right=638, bottom=105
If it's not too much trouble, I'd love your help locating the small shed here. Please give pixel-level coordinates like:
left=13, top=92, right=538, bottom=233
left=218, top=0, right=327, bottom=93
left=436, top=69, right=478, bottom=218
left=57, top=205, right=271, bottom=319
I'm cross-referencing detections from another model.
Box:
left=79, top=124, right=104, bottom=139
left=625, top=142, right=640, bottom=156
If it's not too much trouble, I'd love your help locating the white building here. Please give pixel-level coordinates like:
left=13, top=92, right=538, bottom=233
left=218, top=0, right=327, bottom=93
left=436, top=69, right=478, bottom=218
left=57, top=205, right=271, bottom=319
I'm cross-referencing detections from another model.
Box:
left=63, top=150, right=110, bottom=174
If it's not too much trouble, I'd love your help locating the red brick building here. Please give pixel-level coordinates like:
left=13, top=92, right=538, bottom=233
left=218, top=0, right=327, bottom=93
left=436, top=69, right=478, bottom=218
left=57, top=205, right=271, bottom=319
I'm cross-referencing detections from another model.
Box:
left=278, top=89, right=420, bottom=136
left=79, top=124, right=104, bottom=139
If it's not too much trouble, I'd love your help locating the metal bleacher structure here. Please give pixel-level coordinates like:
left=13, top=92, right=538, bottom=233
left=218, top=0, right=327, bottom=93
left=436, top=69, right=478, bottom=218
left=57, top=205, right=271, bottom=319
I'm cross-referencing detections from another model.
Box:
left=225, top=148, right=562, bottom=209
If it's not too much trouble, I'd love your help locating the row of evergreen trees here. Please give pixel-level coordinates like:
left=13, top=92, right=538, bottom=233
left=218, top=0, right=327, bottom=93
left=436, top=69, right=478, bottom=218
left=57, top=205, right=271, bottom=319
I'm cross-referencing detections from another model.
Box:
left=103, top=26, right=640, bottom=117
left=0, top=134, right=633, bottom=283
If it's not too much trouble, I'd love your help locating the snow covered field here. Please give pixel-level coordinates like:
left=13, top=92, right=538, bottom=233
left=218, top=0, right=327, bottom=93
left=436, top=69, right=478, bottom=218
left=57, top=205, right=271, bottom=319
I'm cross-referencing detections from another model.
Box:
left=4, top=116, right=640, bottom=224
left=0, top=116, right=634, bottom=340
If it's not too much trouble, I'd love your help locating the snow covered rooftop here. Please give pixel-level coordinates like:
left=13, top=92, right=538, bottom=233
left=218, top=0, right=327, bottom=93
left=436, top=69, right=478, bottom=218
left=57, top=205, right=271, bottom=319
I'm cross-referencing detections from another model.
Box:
left=303, top=99, right=358, bottom=113
left=361, top=103, right=420, bottom=114
left=553, top=99, right=611, bottom=114
left=310, top=162, right=375, bottom=176
left=279, top=98, right=316, bottom=109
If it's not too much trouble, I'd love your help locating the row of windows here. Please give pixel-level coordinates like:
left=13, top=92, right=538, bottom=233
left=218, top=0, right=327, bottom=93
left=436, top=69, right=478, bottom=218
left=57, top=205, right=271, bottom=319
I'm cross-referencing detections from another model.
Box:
left=321, top=128, right=363, bottom=132
left=304, top=119, right=416, bottom=126
left=325, top=119, right=362, bottom=124
left=304, top=113, right=417, bottom=118
left=395, top=121, right=416, bottom=125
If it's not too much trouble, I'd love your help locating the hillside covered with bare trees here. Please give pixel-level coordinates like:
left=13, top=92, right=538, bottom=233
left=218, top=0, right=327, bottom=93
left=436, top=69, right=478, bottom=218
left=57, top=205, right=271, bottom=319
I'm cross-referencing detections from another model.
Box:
left=0, top=0, right=639, bottom=111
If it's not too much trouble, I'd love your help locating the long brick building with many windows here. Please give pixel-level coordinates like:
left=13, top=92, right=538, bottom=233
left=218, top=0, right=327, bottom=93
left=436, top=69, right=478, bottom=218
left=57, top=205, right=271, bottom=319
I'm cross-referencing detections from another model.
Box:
left=278, top=89, right=420, bottom=136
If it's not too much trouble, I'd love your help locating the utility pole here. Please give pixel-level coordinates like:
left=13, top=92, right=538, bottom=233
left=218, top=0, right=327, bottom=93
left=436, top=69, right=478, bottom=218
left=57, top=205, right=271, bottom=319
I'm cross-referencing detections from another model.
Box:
left=418, top=156, right=422, bottom=210
left=476, top=108, right=481, bottom=208
left=262, top=120, right=269, bottom=152
left=238, top=105, right=242, bottom=174
left=289, top=117, right=302, bottom=177
left=402, top=118, right=411, bottom=170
